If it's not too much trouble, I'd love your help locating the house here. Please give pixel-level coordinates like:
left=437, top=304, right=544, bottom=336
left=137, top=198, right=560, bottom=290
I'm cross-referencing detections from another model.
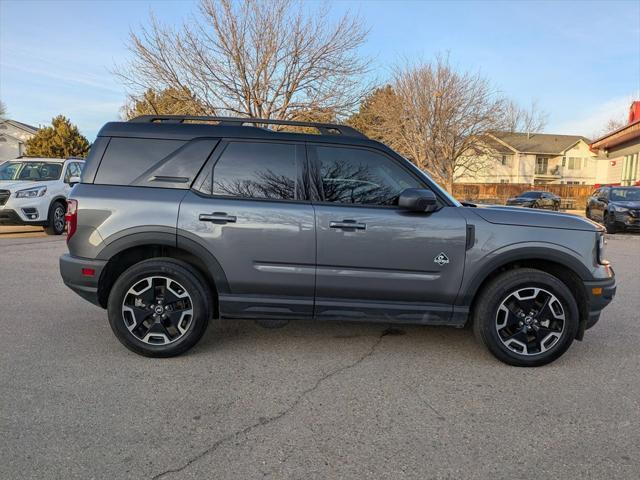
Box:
left=0, top=119, right=39, bottom=161
left=456, top=131, right=600, bottom=185
left=590, top=101, right=640, bottom=187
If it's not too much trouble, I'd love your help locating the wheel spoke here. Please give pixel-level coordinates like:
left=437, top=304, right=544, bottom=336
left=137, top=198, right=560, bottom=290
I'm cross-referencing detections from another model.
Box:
left=122, top=275, right=194, bottom=346
left=495, top=286, right=566, bottom=357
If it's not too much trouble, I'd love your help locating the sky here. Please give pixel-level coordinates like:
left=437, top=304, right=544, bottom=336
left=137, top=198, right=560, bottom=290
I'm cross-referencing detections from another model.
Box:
left=1, top=0, right=639, bottom=141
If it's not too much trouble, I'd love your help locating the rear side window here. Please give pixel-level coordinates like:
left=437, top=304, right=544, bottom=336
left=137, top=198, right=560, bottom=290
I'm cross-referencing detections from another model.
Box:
left=309, top=145, right=422, bottom=206
left=211, top=142, right=298, bottom=200
left=94, top=138, right=186, bottom=186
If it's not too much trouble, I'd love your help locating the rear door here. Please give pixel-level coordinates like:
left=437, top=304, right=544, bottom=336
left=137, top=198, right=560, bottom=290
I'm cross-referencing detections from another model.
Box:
left=308, top=143, right=467, bottom=324
left=178, top=139, right=316, bottom=319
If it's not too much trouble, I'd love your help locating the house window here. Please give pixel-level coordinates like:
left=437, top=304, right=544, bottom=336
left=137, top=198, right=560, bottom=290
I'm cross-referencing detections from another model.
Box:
left=535, top=157, right=548, bottom=174
left=562, top=157, right=566, bottom=167
left=621, top=153, right=639, bottom=186
left=567, top=157, right=581, bottom=170
left=500, top=179, right=509, bottom=183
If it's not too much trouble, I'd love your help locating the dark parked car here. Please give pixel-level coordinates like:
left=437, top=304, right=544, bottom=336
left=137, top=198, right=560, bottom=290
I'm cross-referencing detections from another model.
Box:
left=586, top=186, right=640, bottom=233
left=59, top=115, right=615, bottom=367
left=505, top=191, right=561, bottom=210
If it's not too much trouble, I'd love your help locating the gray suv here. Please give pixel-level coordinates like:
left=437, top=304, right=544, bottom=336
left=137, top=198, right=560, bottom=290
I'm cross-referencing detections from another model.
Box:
left=59, top=116, right=616, bottom=366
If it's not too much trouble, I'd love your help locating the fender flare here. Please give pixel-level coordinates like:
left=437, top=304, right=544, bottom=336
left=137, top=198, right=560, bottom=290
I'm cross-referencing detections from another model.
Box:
left=457, top=244, right=592, bottom=307
left=95, top=227, right=230, bottom=296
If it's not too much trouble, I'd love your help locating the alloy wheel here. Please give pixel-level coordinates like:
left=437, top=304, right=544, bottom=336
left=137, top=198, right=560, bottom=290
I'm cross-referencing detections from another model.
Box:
left=53, top=205, right=65, bottom=233
left=495, top=287, right=565, bottom=356
left=121, top=276, right=194, bottom=345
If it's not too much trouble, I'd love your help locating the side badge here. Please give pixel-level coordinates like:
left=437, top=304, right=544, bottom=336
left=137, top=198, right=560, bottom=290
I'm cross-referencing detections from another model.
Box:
left=434, top=252, right=450, bottom=266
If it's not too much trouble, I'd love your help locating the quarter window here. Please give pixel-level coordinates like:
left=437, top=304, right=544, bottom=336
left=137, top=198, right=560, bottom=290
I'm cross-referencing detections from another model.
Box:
left=310, top=146, right=422, bottom=206
left=212, top=142, right=298, bottom=200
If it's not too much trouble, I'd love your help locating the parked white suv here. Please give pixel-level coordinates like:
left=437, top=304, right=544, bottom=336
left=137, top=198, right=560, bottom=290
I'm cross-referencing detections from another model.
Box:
left=0, top=157, right=84, bottom=235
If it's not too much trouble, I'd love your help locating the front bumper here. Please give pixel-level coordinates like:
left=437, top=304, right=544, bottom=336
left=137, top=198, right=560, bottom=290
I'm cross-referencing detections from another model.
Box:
left=613, top=211, right=640, bottom=230
left=583, top=274, right=617, bottom=330
left=0, top=208, right=47, bottom=226
left=59, top=253, right=107, bottom=307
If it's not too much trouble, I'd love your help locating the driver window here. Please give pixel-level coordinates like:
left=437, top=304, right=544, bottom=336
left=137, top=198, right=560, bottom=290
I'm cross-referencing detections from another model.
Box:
left=309, top=145, right=423, bottom=206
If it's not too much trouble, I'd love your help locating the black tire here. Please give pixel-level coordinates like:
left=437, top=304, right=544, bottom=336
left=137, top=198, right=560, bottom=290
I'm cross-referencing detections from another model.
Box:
left=255, top=319, right=290, bottom=329
left=107, top=258, right=212, bottom=357
left=604, top=212, right=618, bottom=234
left=43, top=201, right=66, bottom=235
left=585, top=207, right=591, bottom=219
left=473, top=268, right=579, bottom=367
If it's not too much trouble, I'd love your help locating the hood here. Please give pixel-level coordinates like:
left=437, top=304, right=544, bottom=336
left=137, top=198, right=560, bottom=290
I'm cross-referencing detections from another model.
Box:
left=472, top=205, right=602, bottom=232
left=0, top=180, right=49, bottom=192
left=611, top=200, right=640, bottom=209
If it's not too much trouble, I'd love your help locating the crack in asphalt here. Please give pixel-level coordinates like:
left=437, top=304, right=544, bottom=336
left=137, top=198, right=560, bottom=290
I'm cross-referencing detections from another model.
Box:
left=152, top=332, right=386, bottom=480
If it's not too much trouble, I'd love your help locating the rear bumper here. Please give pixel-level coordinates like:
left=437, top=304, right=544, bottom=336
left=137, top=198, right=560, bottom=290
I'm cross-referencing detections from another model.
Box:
left=583, top=273, right=616, bottom=330
left=59, top=253, right=107, bottom=307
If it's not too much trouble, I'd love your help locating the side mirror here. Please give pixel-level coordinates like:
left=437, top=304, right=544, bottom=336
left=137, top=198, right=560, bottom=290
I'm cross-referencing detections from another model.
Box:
left=398, top=188, right=439, bottom=213
left=68, top=176, right=81, bottom=186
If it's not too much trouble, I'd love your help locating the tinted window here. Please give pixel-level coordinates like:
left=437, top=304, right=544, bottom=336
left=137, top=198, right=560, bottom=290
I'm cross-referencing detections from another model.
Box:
left=311, top=146, right=421, bottom=206
left=610, top=188, right=640, bottom=201
left=95, top=138, right=185, bottom=185
left=212, top=142, right=298, bottom=200
left=520, top=192, right=542, bottom=199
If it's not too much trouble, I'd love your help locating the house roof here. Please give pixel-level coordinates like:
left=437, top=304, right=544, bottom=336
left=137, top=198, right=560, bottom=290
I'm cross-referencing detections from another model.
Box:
left=0, top=119, right=39, bottom=134
left=590, top=119, right=640, bottom=152
left=490, top=132, right=590, bottom=155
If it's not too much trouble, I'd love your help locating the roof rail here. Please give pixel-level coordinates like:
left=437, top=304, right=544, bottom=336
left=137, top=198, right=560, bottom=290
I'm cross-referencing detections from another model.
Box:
left=129, top=115, right=367, bottom=139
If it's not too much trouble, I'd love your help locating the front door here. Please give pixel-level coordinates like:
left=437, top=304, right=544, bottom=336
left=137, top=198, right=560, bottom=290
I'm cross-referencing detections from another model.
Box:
left=178, top=140, right=315, bottom=319
left=308, top=144, right=467, bottom=324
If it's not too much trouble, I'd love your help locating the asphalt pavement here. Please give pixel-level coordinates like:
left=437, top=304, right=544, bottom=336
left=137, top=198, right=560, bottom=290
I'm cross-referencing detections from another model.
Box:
left=1, top=233, right=639, bottom=479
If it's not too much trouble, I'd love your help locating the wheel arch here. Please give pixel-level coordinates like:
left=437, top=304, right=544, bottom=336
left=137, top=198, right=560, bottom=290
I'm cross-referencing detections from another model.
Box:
left=95, top=232, right=229, bottom=313
left=461, top=251, right=591, bottom=339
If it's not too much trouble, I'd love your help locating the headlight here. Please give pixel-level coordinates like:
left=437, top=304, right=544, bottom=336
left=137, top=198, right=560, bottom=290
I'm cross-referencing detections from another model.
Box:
left=612, top=205, right=629, bottom=213
left=15, top=186, right=47, bottom=198
left=597, top=233, right=606, bottom=264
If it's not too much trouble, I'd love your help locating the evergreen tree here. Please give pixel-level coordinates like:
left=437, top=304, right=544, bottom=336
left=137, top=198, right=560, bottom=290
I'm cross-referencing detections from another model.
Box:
left=25, top=116, right=90, bottom=158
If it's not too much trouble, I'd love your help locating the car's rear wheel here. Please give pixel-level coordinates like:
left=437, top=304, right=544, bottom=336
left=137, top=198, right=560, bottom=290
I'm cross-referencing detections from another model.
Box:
left=473, top=268, right=579, bottom=367
left=107, top=258, right=212, bottom=357
left=44, top=201, right=66, bottom=235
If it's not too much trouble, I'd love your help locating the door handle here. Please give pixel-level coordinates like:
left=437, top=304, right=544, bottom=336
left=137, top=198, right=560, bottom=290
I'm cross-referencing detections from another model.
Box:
left=330, top=220, right=366, bottom=230
left=199, top=212, right=237, bottom=224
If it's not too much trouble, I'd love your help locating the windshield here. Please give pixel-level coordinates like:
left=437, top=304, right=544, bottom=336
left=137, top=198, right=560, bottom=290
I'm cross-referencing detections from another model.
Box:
left=0, top=161, right=64, bottom=181
left=520, top=192, right=542, bottom=198
left=610, top=188, right=640, bottom=202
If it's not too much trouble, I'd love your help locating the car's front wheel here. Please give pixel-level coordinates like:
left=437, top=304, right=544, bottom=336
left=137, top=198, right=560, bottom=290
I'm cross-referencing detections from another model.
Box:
left=107, top=258, right=212, bottom=357
left=604, top=212, right=619, bottom=234
left=473, top=268, right=579, bottom=367
left=44, top=201, right=66, bottom=235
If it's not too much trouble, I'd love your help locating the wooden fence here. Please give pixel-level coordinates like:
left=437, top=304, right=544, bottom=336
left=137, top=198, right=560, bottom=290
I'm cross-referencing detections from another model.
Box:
left=452, top=183, right=594, bottom=210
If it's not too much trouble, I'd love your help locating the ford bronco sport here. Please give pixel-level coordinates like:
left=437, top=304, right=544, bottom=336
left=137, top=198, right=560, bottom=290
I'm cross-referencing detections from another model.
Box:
left=59, top=116, right=616, bottom=366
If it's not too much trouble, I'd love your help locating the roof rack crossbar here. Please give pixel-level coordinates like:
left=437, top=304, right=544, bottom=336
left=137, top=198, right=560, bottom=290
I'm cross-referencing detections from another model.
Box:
left=129, top=115, right=367, bottom=139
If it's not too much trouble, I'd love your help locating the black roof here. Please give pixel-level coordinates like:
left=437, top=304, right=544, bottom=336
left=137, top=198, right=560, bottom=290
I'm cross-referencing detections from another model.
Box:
left=97, top=115, right=379, bottom=149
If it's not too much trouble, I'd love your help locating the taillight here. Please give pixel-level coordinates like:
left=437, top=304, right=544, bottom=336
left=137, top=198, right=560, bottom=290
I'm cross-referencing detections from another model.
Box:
left=66, top=199, right=78, bottom=242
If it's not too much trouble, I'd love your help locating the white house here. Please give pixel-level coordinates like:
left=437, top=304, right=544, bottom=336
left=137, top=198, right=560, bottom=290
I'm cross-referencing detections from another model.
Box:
left=0, top=119, right=39, bottom=161
left=456, top=132, right=602, bottom=185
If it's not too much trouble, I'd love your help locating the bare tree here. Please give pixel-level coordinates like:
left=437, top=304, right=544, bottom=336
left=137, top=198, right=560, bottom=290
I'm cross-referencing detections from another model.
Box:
left=504, top=99, right=548, bottom=134
left=369, top=56, right=511, bottom=191
left=116, top=0, right=370, bottom=121
left=0, top=100, right=6, bottom=118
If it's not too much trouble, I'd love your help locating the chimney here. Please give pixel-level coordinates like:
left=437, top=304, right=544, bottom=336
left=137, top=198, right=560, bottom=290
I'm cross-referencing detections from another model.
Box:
left=629, top=100, right=640, bottom=124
